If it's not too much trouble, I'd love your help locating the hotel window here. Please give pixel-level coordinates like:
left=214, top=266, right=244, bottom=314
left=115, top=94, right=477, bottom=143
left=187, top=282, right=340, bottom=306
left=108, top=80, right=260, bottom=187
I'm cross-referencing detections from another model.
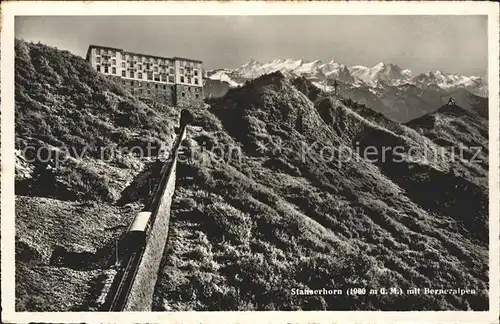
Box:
left=155, top=84, right=159, bottom=89
left=154, top=75, right=160, bottom=82
left=138, top=72, right=143, bottom=79
left=180, top=68, right=184, bottom=74
left=168, top=75, right=174, bottom=83
left=147, top=83, right=150, bottom=88
left=138, top=64, right=142, bottom=70
left=153, top=66, right=158, bottom=72
left=122, top=71, right=126, bottom=77
left=121, top=62, right=125, bottom=68
left=130, top=71, right=134, bottom=78
left=112, top=59, right=116, bottom=65
left=187, top=77, right=192, bottom=84
left=112, top=67, right=116, bottom=74
left=147, top=89, right=151, bottom=94
left=147, top=72, right=153, bottom=80
left=104, top=66, right=109, bottom=73
left=96, top=57, right=101, bottom=63
left=194, top=78, right=199, bottom=85
left=196, top=94, right=199, bottom=99
left=180, top=76, right=185, bottom=83
left=181, top=92, right=185, bottom=97
left=163, top=85, right=166, bottom=90
left=194, top=70, right=198, bottom=76
left=96, top=65, right=101, bottom=72
left=130, top=81, right=134, bottom=86
left=169, top=68, right=174, bottom=74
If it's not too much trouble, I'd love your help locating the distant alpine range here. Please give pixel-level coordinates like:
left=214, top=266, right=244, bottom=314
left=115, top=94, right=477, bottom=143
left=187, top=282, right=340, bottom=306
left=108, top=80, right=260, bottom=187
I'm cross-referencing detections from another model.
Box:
left=205, top=59, right=488, bottom=122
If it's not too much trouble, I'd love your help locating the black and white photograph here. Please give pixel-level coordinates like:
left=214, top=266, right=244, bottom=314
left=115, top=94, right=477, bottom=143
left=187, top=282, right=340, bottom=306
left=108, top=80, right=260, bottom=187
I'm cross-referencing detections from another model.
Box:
left=1, top=1, right=499, bottom=323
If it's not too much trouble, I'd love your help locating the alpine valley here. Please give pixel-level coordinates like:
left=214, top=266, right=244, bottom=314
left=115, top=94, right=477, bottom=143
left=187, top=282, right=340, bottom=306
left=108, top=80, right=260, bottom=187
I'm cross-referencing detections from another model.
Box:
left=205, top=59, right=488, bottom=122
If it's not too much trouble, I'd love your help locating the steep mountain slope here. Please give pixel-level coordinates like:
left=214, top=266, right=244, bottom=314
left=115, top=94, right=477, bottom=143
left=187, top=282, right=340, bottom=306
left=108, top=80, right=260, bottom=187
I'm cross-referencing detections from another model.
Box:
left=153, top=72, right=488, bottom=311
left=443, top=88, right=489, bottom=118
left=208, top=59, right=356, bottom=86
left=413, top=71, right=488, bottom=97
left=14, top=40, right=179, bottom=311
left=350, top=63, right=412, bottom=86
left=16, top=40, right=489, bottom=312
left=203, top=78, right=231, bottom=99
left=205, top=59, right=488, bottom=123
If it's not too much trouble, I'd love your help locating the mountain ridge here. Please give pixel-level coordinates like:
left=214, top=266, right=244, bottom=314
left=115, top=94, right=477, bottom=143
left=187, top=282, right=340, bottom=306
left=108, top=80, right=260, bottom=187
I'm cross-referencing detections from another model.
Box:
left=205, top=59, right=488, bottom=122
left=14, top=40, right=489, bottom=312
left=155, top=71, right=488, bottom=311
left=210, top=58, right=487, bottom=91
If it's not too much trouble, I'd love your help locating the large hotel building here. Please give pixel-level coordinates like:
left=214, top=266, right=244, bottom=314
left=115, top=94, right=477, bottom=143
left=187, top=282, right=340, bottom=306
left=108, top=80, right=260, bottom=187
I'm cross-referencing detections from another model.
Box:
left=86, top=45, right=204, bottom=107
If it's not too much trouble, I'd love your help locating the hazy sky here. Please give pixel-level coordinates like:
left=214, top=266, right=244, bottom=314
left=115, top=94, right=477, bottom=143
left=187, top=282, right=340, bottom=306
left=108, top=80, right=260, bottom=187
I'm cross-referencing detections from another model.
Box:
left=15, top=15, right=488, bottom=76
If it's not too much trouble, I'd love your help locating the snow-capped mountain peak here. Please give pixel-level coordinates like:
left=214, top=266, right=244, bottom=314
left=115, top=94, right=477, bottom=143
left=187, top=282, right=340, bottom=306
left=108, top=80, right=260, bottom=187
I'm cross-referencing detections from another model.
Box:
left=241, top=59, right=261, bottom=68
left=412, top=70, right=487, bottom=96
left=402, top=69, right=412, bottom=78
left=207, top=57, right=487, bottom=98
left=225, top=58, right=355, bottom=82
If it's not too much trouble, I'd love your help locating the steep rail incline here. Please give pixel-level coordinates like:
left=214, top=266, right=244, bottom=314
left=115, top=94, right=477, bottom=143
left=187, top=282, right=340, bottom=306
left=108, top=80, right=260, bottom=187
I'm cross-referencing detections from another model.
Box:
left=106, top=125, right=187, bottom=311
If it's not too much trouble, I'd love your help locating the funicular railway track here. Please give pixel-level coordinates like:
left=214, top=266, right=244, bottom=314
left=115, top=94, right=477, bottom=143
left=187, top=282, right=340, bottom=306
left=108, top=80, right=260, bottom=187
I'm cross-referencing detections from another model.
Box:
left=108, top=251, right=141, bottom=311
left=105, top=114, right=188, bottom=311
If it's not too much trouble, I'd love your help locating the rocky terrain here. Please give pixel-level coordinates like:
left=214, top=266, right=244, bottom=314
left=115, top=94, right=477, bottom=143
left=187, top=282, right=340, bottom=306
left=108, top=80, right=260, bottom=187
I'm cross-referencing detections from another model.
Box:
left=14, top=40, right=178, bottom=311
left=14, top=41, right=489, bottom=311
left=205, top=59, right=487, bottom=122
left=153, top=72, right=488, bottom=311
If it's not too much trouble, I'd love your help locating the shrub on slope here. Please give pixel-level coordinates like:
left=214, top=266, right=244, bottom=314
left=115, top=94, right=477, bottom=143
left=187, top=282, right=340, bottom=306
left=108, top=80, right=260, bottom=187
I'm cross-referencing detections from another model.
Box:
left=15, top=40, right=180, bottom=311
left=15, top=40, right=177, bottom=202
left=153, top=73, right=489, bottom=311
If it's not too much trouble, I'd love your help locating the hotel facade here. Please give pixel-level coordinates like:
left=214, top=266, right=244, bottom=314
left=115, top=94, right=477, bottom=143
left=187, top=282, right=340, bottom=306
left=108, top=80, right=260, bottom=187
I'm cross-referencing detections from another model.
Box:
left=85, top=45, right=204, bottom=107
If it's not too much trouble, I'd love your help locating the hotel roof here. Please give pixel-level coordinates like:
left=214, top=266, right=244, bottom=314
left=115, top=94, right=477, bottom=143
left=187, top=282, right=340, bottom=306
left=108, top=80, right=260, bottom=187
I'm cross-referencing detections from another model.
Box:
left=86, top=45, right=202, bottom=64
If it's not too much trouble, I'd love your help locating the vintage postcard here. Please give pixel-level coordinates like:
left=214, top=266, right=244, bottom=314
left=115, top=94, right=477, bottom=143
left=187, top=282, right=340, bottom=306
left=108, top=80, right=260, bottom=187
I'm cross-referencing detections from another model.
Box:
left=1, top=1, right=499, bottom=323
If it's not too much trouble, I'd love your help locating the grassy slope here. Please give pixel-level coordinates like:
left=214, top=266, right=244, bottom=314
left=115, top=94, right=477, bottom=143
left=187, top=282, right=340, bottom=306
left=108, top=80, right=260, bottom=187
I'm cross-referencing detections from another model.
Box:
left=15, top=41, right=490, bottom=311
left=153, top=73, right=488, bottom=311
left=14, top=40, right=178, bottom=311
